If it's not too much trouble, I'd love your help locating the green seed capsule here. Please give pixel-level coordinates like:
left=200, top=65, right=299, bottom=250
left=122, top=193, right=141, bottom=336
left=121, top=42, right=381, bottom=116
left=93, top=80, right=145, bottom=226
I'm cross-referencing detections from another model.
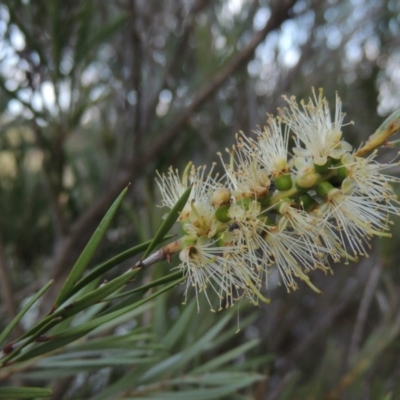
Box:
left=215, top=203, right=231, bottom=222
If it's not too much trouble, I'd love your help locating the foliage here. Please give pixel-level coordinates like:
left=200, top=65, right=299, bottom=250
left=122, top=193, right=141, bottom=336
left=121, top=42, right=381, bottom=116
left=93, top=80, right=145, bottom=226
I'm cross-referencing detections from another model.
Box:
left=1, top=0, right=400, bottom=399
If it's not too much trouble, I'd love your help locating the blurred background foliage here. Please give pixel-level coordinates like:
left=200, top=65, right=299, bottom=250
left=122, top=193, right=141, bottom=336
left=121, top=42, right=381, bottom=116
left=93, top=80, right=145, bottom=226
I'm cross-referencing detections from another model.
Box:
left=1, top=0, right=400, bottom=398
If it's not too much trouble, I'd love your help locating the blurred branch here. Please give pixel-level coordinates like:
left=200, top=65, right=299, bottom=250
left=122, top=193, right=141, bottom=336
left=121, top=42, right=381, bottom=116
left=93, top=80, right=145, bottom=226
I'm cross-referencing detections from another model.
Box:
left=347, top=262, right=383, bottom=365
left=141, top=0, right=211, bottom=134
left=140, top=0, right=298, bottom=164
left=129, top=0, right=143, bottom=155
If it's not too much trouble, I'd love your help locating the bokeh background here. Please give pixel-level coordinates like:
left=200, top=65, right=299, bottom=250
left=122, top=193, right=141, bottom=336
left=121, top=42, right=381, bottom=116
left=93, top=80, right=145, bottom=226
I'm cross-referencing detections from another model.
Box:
left=1, top=0, right=400, bottom=399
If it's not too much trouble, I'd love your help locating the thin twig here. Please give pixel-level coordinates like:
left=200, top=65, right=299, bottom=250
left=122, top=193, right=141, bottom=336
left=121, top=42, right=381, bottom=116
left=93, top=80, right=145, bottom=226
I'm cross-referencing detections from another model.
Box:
left=131, top=239, right=181, bottom=270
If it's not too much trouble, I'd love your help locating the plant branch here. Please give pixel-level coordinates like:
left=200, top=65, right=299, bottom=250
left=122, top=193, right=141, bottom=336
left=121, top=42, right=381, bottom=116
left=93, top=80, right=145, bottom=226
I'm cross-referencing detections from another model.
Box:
left=141, top=0, right=211, bottom=133
left=131, top=239, right=181, bottom=270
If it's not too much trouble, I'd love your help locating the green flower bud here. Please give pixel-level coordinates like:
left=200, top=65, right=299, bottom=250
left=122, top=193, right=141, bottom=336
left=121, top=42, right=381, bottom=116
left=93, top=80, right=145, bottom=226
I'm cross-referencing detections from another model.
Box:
left=215, top=203, right=231, bottom=222
left=295, top=167, right=319, bottom=190
left=336, top=164, right=348, bottom=181
left=329, top=163, right=348, bottom=187
left=296, top=193, right=318, bottom=212
left=181, top=234, right=198, bottom=249
left=316, top=181, right=335, bottom=200
left=274, top=174, right=293, bottom=191
left=313, top=158, right=332, bottom=174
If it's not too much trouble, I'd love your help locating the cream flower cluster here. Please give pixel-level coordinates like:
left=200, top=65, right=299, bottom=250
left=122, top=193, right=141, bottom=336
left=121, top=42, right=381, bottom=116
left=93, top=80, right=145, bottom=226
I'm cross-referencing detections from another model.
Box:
left=156, top=90, right=400, bottom=311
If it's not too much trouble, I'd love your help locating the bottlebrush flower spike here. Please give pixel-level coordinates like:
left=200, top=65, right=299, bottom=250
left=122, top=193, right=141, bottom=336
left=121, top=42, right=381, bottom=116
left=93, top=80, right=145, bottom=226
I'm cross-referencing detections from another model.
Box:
left=155, top=90, right=400, bottom=310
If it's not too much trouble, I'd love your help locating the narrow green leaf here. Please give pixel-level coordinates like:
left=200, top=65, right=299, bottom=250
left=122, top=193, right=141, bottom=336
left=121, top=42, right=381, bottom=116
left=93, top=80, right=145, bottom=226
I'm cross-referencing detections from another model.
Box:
left=62, top=281, right=105, bottom=328
left=38, top=347, right=154, bottom=362
left=46, top=315, right=75, bottom=337
left=1, top=317, right=62, bottom=365
left=98, top=275, right=185, bottom=317
left=0, top=280, right=53, bottom=346
left=168, top=371, right=264, bottom=385
left=83, top=305, right=153, bottom=338
left=64, top=332, right=154, bottom=351
left=139, top=312, right=233, bottom=383
left=142, top=186, right=191, bottom=259
left=375, top=109, right=400, bottom=137
left=13, top=328, right=96, bottom=363
left=70, top=237, right=172, bottom=297
left=0, top=387, right=52, bottom=399
left=192, top=339, right=260, bottom=374
left=96, top=292, right=144, bottom=316
left=6, top=269, right=140, bottom=356
left=13, top=280, right=182, bottom=363
left=86, top=279, right=182, bottom=334
left=23, top=358, right=159, bottom=379
left=107, top=270, right=183, bottom=301
left=51, top=268, right=142, bottom=321
left=54, top=185, right=130, bottom=309
left=162, top=301, right=196, bottom=349
left=124, top=374, right=263, bottom=400
left=35, top=355, right=156, bottom=369
left=87, top=308, right=233, bottom=400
